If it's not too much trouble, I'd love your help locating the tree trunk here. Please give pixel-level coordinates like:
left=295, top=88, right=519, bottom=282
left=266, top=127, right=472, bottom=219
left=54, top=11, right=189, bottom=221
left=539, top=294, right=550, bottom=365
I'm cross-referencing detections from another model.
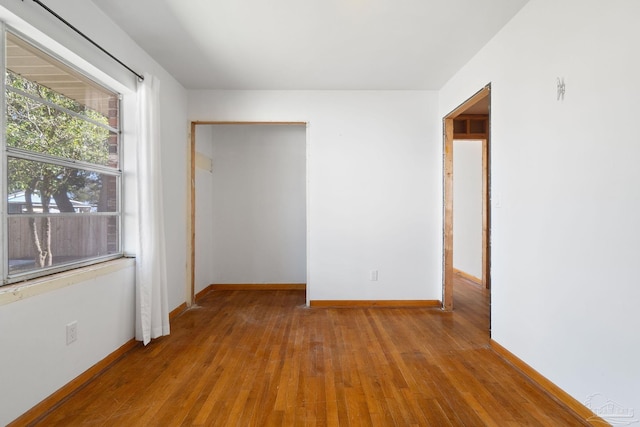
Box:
left=53, top=186, right=75, bottom=213
left=40, top=189, right=53, bottom=267
left=25, top=187, right=53, bottom=268
left=25, top=188, right=44, bottom=267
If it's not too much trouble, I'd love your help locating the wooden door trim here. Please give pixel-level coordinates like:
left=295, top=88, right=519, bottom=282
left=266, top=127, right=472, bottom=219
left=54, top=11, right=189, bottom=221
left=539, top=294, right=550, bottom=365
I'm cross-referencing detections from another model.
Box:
left=192, top=121, right=306, bottom=126
left=188, top=122, right=196, bottom=307
left=481, top=137, right=490, bottom=290
left=443, top=85, right=491, bottom=311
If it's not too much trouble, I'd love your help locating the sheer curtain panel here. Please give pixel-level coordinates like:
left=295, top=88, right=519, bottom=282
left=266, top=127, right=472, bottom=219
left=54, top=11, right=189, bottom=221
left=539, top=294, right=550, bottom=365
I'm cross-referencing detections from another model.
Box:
left=135, top=73, right=170, bottom=345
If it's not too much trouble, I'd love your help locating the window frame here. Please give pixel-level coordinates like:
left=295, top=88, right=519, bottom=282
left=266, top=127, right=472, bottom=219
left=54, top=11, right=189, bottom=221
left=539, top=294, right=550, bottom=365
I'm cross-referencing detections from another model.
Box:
left=1, top=25, right=124, bottom=286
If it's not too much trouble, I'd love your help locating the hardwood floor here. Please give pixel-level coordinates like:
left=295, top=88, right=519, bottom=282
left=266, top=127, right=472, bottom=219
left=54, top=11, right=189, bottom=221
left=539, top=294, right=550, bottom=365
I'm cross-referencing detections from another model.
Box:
left=26, top=279, right=590, bottom=426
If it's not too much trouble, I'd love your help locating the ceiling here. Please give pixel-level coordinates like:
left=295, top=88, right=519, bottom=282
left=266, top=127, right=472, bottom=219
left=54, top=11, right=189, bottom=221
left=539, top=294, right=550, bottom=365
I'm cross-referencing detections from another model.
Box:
left=92, top=0, right=529, bottom=91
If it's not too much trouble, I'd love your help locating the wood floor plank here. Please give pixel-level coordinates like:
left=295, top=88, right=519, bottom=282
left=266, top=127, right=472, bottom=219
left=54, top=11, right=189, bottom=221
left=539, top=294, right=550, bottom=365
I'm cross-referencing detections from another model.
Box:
left=22, top=280, right=593, bottom=426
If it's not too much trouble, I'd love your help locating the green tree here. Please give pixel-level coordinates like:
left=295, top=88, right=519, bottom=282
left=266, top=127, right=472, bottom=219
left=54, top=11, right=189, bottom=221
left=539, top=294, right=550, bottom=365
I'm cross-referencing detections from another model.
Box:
left=6, top=71, right=111, bottom=268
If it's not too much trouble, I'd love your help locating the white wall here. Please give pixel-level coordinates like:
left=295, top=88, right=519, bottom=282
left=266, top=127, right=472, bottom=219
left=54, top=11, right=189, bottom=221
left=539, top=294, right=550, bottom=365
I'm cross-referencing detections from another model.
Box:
left=439, top=0, right=640, bottom=416
left=207, top=124, right=306, bottom=284
left=0, top=262, right=135, bottom=425
left=453, top=140, right=482, bottom=279
left=0, top=1, right=188, bottom=423
left=189, top=91, right=441, bottom=302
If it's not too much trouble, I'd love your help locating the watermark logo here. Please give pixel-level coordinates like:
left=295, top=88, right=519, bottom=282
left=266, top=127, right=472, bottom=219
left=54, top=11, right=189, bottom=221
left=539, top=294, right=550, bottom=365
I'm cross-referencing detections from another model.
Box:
left=585, top=394, right=638, bottom=426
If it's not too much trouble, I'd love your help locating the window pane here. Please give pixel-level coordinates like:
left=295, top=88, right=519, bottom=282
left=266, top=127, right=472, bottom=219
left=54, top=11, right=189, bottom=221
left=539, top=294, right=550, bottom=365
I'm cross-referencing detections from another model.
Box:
left=6, top=32, right=119, bottom=123
left=3, top=31, right=122, bottom=284
left=6, top=79, right=118, bottom=168
left=7, top=215, right=120, bottom=275
left=7, top=157, right=119, bottom=213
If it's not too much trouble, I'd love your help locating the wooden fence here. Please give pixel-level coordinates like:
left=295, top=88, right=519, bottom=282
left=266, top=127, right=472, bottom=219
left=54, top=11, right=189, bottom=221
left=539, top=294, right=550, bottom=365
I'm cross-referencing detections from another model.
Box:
left=8, top=215, right=117, bottom=260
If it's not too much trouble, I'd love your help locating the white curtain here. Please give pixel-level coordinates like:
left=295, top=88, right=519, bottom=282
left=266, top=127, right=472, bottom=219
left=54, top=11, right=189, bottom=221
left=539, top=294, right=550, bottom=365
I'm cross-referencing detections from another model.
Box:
left=135, top=73, right=170, bottom=345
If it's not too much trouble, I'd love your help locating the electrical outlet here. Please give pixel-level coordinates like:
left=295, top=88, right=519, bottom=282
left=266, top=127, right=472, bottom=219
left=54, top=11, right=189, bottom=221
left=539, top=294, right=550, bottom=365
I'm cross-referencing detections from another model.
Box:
left=370, top=270, right=378, bottom=281
left=66, top=321, right=78, bottom=345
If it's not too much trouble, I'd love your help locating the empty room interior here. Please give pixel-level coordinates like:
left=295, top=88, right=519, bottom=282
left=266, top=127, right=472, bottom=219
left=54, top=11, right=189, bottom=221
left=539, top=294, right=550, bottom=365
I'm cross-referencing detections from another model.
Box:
left=0, top=0, right=638, bottom=425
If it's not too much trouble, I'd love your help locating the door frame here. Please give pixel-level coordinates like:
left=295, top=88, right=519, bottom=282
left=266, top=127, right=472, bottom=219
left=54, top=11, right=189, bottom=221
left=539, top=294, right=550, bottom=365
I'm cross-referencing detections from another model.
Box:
left=442, top=85, right=491, bottom=311
left=187, top=121, right=308, bottom=307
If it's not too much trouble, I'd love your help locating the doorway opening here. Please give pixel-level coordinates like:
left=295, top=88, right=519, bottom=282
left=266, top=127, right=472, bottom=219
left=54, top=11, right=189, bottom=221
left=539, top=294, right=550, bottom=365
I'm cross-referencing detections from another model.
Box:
left=443, top=85, right=491, bottom=315
left=188, top=121, right=308, bottom=307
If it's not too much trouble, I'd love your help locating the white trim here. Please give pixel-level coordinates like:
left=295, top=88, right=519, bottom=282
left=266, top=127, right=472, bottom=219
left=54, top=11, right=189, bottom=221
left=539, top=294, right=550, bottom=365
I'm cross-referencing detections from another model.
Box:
left=7, top=148, right=121, bottom=176
left=0, top=21, right=6, bottom=284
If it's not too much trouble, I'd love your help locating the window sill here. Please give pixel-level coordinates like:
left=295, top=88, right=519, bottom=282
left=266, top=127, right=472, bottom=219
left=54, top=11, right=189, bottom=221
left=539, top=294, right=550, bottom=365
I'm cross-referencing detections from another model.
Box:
left=0, top=257, right=135, bottom=307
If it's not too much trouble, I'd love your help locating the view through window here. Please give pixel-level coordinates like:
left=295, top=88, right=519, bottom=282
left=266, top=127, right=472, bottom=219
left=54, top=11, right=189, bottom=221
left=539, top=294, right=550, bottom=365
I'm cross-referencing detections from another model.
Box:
left=3, top=30, right=122, bottom=284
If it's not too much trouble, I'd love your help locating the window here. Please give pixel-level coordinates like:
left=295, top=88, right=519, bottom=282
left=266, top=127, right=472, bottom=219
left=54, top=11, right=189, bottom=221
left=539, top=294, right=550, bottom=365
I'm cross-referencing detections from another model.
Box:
left=2, top=30, right=122, bottom=284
